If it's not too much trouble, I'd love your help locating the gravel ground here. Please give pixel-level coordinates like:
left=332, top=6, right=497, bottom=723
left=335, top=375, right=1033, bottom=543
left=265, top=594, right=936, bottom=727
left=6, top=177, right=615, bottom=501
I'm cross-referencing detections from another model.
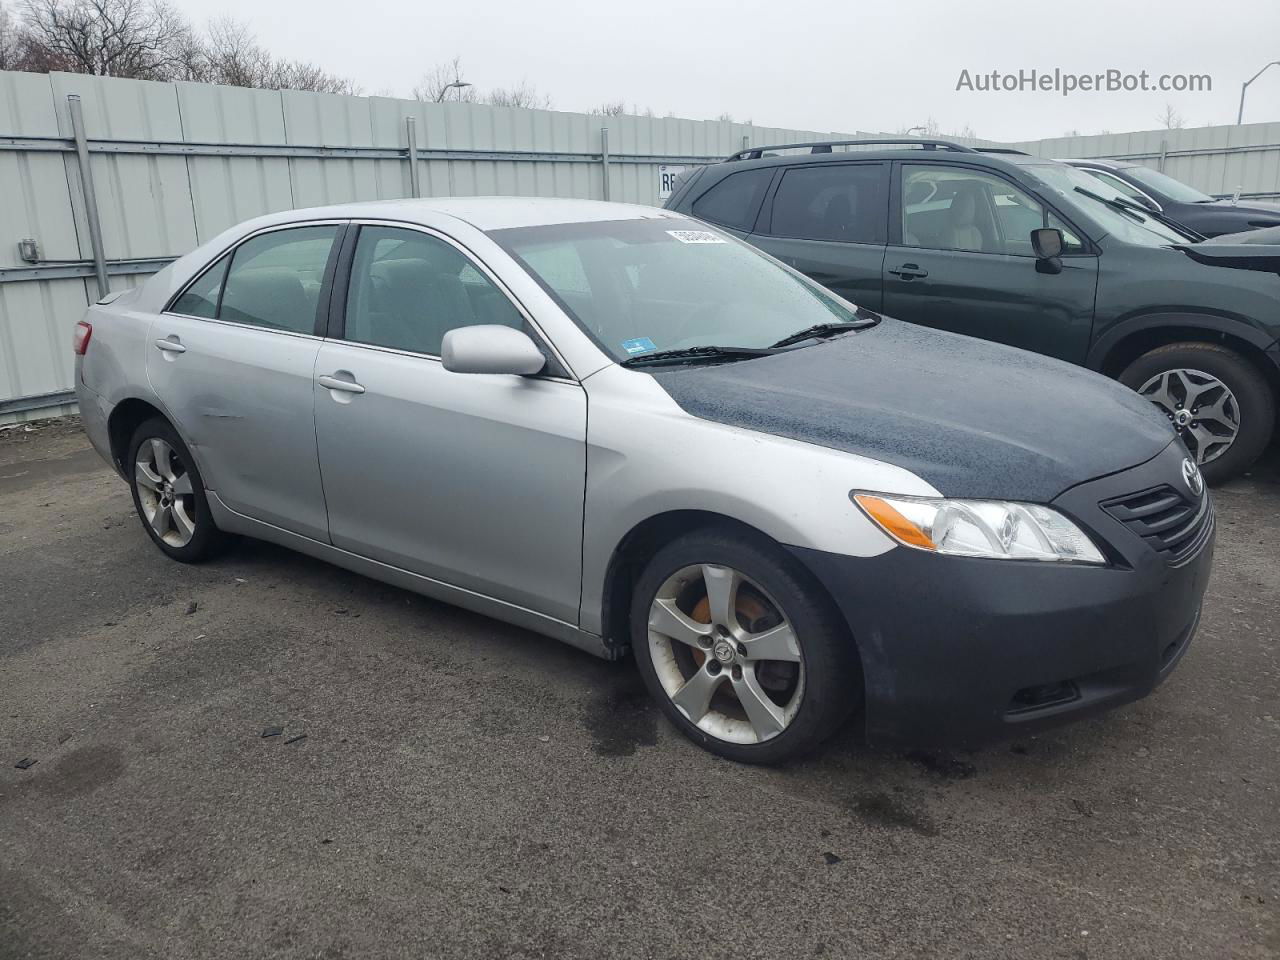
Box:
left=1, top=419, right=1277, bottom=960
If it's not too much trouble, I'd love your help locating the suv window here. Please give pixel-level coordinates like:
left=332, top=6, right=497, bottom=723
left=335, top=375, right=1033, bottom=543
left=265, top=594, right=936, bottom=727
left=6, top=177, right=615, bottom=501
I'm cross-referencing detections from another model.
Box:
left=345, top=226, right=524, bottom=356
left=1084, top=169, right=1153, bottom=205
left=691, top=168, right=773, bottom=231
left=218, top=226, right=339, bottom=333
left=768, top=164, right=887, bottom=243
left=901, top=166, right=1081, bottom=256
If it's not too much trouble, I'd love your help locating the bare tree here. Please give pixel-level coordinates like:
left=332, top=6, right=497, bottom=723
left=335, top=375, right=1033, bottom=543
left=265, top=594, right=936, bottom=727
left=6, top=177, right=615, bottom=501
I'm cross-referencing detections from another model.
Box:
left=19, top=0, right=193, bottom=78
left=1157, top=103, right=1185, bottom=129
left=413, top=56, right=477, bottom=102
left=590, top=100, right=626, bottom=116
left=590, top=101, right=656, bottom=118
left=0, top=2, right=20, bottom=69
left=486, top=80, right=551, bottom=110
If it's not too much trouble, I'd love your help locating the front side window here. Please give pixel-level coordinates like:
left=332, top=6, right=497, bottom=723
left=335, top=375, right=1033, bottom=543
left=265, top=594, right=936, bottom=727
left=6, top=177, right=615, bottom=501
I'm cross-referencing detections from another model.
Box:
left=218, top=226, right=339, bottom=334
left=691, top=168, right=773, bottom=231
left=492, top=218, right=862, bottom=362
left=1123, top=165, right=1213, bottom=204
left=344, top=226, right=524, bottom=356
left=901, top=166, right=1081, bottom=256
left=768, top=164, right=887, bottom=243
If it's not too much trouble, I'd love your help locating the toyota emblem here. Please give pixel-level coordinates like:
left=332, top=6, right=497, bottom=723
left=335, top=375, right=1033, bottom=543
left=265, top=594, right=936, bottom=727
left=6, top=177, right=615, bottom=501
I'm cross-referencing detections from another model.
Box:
left=1181, top=458, right=1204, bottom=497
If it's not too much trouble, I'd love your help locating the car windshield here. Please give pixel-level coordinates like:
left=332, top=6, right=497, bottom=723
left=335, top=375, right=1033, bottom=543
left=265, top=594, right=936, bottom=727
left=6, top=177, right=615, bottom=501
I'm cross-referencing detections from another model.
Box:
left=1123, top=165, right=1215, bottom=204
left=490, top=218, right=861, bottom=361
left=1025, top=163, right=1190, bottom=246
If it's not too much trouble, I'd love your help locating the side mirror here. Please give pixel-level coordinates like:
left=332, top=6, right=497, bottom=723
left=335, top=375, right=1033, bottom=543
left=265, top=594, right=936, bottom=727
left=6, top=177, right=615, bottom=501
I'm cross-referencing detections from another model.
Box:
left=1030, top=227, right=1064, bottom=274
left=441, top=325, right=546, bottom=376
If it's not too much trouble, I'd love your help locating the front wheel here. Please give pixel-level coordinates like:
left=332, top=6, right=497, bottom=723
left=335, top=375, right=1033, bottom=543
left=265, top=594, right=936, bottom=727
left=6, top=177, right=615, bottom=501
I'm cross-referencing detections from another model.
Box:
left=127, top=418, right=228, bottom=562
left=1120, top=342, right=1276, bottom=484
left=630, top=527, right=861, bottom=764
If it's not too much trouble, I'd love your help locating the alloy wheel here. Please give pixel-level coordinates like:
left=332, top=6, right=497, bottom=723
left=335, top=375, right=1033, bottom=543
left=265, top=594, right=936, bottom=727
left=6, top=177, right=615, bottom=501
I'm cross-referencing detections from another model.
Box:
left=646, top=564, right=805, bottom=745
left=134, top=438, right=197, bottom=547
left=1138, top=367, right=1240, bottom=465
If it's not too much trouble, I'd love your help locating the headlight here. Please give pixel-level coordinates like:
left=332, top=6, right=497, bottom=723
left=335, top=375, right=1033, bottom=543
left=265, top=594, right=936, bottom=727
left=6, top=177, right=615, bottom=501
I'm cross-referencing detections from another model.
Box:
left=852, top=492, right=1106, bottom=565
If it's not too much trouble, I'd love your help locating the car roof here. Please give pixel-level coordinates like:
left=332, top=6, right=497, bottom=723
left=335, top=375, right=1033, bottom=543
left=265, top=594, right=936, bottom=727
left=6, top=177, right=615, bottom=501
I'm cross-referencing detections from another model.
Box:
left=234, top=197, right=681, bottom=234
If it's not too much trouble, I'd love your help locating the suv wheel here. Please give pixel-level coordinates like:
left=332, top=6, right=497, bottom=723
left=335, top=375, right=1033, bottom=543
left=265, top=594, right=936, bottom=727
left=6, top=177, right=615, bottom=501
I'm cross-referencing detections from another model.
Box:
left=1120, top=342, right=1275, bottom=484
left=630, top=527, right=860, bottom=764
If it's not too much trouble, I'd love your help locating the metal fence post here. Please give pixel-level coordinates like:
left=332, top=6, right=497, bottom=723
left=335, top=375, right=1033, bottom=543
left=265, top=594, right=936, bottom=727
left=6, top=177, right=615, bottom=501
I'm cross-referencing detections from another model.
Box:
left=67, top=94, right=109, bottom=298
left=742, top=134, right=750, bottom=152
left=405, top=116, right=421, bottom=198
left=1158, top=138, right=1168, bottom=173
left=600, top=126, right=610, bottom=201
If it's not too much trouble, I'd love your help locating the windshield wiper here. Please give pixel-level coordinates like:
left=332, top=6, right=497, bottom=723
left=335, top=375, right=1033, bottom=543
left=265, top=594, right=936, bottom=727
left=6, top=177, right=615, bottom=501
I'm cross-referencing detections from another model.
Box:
left=769, top=316, right=880, bottom=349
left=1073, top=186, right=1202, bottom=241
left=619, top=345, right=782, bottom=368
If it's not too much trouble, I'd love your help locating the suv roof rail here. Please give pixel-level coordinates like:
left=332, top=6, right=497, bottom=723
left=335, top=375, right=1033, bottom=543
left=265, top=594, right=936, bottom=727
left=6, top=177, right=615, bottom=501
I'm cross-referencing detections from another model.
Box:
left=726, top=138, right=978, bottom=161
left=974, top=147, right=1031, bottom=156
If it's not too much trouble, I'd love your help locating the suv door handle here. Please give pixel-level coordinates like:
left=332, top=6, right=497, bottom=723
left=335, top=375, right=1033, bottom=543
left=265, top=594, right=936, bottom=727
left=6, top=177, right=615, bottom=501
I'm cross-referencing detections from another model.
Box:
left=888, top=263, right=929, bottom=280
left=154, top=336, right=186, bottom=354
left=318, top=373, right=365, bottom=395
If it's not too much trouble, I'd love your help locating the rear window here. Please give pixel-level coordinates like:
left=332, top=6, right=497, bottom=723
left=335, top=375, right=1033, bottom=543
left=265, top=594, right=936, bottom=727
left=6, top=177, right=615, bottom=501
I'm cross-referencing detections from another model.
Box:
left=691, top=168, right=773, bottom=231
left=768, top=164, right=887, bottom=243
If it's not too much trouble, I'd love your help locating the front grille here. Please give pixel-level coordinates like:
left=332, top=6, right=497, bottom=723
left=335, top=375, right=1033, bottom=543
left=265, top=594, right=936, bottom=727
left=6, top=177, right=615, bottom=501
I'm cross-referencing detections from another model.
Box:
left=1100, top=484, right=1212, bottom=565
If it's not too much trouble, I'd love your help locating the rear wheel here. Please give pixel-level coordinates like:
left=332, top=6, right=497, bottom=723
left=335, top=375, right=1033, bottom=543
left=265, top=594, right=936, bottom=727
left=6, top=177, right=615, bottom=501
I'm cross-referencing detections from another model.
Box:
left=630, top=527, right=860, bottom=764
left=127, top=418, right=228, bottom=562
left=1120, top=342, right=1275, bottom=484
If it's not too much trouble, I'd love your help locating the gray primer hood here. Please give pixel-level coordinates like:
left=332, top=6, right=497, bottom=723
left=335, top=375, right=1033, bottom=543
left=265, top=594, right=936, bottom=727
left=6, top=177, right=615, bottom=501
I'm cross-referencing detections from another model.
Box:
left=649, top=319, right=1176, bottom=502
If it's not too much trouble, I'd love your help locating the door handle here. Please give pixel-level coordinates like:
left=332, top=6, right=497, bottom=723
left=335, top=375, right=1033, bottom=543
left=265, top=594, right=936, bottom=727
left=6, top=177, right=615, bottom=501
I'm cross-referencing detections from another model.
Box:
left=888, top=263, right=929, bottom=280
left=154, top=337, right=186, bottom=354
left=317, top=373, right=366, bottom=395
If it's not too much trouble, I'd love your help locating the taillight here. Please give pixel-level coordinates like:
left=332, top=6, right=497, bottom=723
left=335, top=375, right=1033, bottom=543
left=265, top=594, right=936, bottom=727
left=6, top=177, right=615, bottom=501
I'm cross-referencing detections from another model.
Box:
left=73, top=320, right=93, bottom=356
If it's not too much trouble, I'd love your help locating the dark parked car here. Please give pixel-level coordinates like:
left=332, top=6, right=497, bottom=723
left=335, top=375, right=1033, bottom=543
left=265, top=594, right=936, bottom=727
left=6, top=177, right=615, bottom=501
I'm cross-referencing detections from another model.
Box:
left=1064, top=158, right=1280, bottom=238
left=664, top=140, right=1280, bottom=483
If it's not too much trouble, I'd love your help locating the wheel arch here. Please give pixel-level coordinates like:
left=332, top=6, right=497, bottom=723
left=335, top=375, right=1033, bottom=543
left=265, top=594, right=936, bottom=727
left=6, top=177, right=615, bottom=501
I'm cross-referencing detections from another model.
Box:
left=1090, top=314, right=1280, bottom=398
left=599, top=509, right=865, bottom=683
left=107, top=397, right=169, bottom=475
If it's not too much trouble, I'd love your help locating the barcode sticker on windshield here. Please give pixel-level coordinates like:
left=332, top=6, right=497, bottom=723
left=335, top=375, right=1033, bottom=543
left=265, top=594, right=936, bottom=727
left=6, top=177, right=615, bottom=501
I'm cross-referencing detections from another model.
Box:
left=666, top=230, right=725, bottom=244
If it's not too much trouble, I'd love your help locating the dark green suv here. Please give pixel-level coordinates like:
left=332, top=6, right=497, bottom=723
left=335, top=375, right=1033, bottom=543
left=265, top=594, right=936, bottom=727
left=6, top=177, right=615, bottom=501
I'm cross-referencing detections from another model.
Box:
left=664, top=140, right=1280, bottom=483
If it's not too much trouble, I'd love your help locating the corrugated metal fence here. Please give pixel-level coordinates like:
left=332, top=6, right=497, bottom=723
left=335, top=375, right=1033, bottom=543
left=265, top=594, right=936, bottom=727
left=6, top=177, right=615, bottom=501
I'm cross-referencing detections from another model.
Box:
left=1010, top=121, right=1280, bottom=201
left=2, top=68, right=1279, bottom=421
left=1, top=69, right=876, bottom=421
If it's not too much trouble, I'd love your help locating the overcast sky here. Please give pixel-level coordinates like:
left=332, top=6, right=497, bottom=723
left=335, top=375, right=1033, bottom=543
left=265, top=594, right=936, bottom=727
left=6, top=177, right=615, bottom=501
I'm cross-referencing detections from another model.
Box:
left=166, top=0, right=1280, bottom=141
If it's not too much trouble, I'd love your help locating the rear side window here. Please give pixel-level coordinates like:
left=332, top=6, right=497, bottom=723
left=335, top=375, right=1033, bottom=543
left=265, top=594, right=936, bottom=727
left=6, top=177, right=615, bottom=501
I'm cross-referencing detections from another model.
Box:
left=218, top=226, right=339, bottom=334
left=691, top=168, right=773, bottom=231
left=768, top=164, right=887, bottom=243
left=171, top=254, right=229, bottom=318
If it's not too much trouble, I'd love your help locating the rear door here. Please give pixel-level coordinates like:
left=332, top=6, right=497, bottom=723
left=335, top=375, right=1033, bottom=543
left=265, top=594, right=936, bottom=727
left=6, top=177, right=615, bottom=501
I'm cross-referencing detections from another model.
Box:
left=747, top=162, right=889, bottom=310
left=312, top=223, right=587, bottom=625
left=883, top=162, right=1098, bottom=362
left=148, top=223, right=343, bottom=541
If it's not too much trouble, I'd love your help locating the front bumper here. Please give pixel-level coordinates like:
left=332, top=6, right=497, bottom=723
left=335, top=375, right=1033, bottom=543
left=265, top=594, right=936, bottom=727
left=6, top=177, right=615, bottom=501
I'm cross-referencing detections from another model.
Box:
left=791, top=441, right=1214, bottom=749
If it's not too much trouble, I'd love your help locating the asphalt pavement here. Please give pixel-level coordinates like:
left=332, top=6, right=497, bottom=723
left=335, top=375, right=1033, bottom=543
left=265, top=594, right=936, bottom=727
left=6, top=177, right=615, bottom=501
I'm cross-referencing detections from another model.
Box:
left=1, top=418, right=1277, bottom=959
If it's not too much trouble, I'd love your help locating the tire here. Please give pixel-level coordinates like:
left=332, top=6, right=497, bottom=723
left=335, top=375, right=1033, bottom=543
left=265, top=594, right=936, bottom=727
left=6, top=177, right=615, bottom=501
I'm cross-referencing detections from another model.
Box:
left=1119, top=342, right=1276, bottom=485
left=629, top=526, right=861, bottom=764
left=127, top=417, right=228, bottom=563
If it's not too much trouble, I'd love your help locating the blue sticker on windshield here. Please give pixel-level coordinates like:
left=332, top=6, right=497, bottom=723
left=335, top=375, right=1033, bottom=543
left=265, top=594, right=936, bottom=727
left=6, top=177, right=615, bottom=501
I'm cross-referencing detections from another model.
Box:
left=621, top=337, right=657, bottom=355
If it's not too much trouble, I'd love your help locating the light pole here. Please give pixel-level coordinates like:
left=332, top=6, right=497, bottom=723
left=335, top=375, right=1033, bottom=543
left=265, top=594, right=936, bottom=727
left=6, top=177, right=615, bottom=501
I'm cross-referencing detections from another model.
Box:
left=905, top=125, right=928, bottom=137
left=1238, top=61, right=1280, bottom=124
left=435, top=81, right=473, bottom=103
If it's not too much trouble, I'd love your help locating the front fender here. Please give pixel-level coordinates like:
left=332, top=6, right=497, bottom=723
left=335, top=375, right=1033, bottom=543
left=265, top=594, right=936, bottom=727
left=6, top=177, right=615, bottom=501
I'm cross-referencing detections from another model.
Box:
left=1087, top=311, right=1279, bottom=372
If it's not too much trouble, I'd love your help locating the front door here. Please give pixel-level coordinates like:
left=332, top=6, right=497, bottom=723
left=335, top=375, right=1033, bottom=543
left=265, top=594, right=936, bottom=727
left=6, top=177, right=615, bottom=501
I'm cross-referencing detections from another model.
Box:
left=312, top=224, right=587, bottom=625
left=883, top=163, right=1098, bottom=363
left=748, top=161, right=889, bottom=310
left=147, top=223, right=342, bottom=541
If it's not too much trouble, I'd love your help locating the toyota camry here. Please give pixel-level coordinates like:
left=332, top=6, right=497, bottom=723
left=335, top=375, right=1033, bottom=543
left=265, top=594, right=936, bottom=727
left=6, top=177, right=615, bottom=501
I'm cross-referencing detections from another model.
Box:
left=74, top=198, right=1214, bottom=763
